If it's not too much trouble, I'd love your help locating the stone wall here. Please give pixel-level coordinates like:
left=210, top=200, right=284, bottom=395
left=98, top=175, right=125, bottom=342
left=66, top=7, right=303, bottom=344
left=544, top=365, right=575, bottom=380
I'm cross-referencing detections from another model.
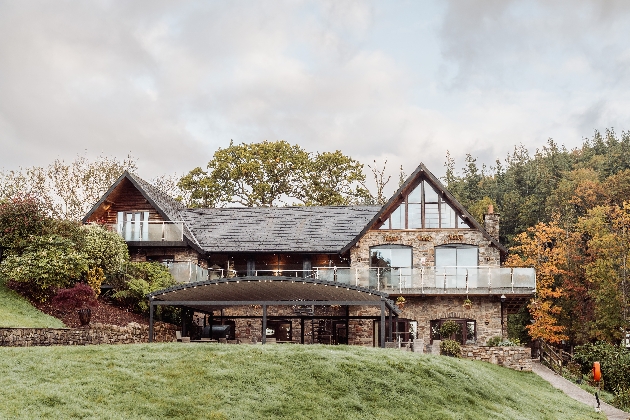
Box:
left=400, top=296, right=504, bottom=347
left=461, top=345, right=531, bottom=371
left=129, top=246, right=205, bottom=267
left=350, top=229, right=501, bottom=269
left=0, top=322, right=177, bottom=347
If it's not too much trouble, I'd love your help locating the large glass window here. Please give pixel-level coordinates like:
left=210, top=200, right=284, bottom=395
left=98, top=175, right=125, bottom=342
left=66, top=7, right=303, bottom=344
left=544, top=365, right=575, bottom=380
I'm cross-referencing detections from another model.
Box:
left=379, top=181, right=469, bottom=230
left=370, top=246, right=412, bottom=268
left=370, top=245, right=412, bottom=290
left=435, top=245, right=479, bottom=288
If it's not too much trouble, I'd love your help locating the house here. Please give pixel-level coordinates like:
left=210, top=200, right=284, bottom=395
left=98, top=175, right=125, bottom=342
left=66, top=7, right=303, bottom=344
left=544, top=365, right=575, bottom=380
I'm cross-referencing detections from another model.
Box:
left=83, top=163, right=535, bottom=348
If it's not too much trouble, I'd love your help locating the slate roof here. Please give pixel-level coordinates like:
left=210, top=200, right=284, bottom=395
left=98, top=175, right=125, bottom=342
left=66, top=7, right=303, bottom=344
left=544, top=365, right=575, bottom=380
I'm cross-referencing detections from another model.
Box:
left=180, top=206, right=380, bottom=253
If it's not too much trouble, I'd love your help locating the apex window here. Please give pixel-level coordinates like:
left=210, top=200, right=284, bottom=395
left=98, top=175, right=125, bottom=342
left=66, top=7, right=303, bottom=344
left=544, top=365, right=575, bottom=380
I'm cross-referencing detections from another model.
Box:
left=379, top=181, right=468, bottom=230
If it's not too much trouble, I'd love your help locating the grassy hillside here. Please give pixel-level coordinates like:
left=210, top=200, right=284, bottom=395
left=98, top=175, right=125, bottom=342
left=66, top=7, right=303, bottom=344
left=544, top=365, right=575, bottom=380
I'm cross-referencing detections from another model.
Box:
left=0, top=278, right=65, bottom=328
left=0, top=343, right=604, bottom=420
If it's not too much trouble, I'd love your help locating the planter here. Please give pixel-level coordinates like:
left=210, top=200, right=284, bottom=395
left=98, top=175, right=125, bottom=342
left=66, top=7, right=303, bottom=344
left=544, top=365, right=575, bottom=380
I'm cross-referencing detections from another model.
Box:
left=77, top=308, right=92, bottom=326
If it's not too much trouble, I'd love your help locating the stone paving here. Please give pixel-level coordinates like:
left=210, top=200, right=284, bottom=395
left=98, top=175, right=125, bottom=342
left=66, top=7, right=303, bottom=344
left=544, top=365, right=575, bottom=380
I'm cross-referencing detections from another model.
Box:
left=532, top=360, right=629, bottom=420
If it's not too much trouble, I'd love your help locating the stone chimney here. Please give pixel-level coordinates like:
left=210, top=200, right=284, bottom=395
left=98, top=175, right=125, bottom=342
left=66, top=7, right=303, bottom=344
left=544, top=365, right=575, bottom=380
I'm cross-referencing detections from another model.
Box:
left=484, top=205, right=500, bottom=241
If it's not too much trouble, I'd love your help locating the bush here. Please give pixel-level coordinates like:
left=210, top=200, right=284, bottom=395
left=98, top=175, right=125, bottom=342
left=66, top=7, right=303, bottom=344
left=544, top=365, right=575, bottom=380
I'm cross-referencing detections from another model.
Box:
left=440, top=339, right=461, bottom=357
left=0, top=235, right=88, bottom=301
left=80, top=223, right=129, bottom=276
left=486, top=336, right=502, bottom=346
left=52, top=283, right=97, bottom=311
left=112, top=262, right=176, bottom=313
left=439, top=320, right=461, bottom=339
left=574, top=342, right=630, bottom=393
left=613, top=387, right=630, bottom=412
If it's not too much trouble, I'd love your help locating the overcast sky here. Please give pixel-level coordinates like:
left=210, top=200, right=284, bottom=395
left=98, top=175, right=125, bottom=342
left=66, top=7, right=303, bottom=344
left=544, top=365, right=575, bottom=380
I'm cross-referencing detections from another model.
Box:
left=1, top=0, right=630, bottom=190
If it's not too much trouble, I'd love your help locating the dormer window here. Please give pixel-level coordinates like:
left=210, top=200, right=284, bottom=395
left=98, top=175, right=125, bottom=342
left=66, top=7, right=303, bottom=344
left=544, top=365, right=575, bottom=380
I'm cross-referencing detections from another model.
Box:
left=379, top=181, right=468, bottom=230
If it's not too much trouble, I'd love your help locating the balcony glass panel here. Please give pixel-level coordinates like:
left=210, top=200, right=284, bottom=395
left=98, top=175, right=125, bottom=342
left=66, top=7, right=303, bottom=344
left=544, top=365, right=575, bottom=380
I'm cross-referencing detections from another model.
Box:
left=491, top=268, right=513, bottom=288
left=513, top=268, right=536, bottom=288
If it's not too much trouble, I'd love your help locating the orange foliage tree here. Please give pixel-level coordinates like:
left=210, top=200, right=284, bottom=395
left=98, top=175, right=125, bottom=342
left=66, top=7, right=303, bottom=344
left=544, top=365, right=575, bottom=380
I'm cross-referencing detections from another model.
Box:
left=506, top=222, right=568, bottom=344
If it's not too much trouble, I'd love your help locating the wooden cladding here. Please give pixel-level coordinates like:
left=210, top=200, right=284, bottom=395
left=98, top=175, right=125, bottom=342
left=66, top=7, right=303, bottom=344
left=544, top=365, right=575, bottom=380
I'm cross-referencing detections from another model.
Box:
left=86, top=178, right=165, bottom=224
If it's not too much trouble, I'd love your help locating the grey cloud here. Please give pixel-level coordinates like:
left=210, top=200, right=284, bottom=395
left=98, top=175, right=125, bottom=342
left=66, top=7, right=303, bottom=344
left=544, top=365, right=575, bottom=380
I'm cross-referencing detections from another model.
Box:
left=439, top=0, right=630, bottom=90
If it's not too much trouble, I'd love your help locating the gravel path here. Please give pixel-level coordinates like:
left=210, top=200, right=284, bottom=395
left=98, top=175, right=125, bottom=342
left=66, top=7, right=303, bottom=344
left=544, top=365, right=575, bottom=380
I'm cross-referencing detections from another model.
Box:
left=532, top=360, right=629, bottom=420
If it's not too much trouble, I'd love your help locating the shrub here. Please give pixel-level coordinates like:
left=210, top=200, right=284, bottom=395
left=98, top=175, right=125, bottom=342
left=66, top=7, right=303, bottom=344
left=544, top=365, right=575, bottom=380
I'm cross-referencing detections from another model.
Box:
left=486, top=336, right=502, bottom=346
left=613, top=386, right=630, bottom=412
left=0, top=235, right=88, bottom=301
left=113, top=262, right=176, bottom=313
left=439, top=320, right=461, bottom=339
left=80, top=224, right=129, bottom=277
left=440, top=339, right=461, bottom=357
left=574, top=342, right=630, bottom=393
left=52, top=283, right=97, bottom=312
left=86, top=267, right=105, bottom=297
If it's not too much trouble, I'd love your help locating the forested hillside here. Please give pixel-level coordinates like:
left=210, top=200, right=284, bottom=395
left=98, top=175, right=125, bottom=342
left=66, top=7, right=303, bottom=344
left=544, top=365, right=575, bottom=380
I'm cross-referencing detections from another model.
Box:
left=446, top=129, right=630, bottom=346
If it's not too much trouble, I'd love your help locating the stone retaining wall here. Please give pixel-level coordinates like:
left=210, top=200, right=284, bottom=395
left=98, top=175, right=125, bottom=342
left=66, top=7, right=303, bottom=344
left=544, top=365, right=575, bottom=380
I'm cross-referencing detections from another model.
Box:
left=461, top=345, right=531, bottom=371
left=0, top=322, right=177, bottom=347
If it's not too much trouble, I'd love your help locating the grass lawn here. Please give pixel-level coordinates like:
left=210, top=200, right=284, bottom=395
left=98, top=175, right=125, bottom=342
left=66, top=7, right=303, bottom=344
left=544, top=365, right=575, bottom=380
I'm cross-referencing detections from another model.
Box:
left=0, top=343, right=605, bottom=419
left=0, top=278, right=65, bottom=328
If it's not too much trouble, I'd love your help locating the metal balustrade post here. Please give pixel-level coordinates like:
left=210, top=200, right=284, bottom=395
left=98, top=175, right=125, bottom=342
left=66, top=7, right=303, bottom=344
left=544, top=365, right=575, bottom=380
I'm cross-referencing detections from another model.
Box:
left=377, top=268, right=380, bottom=291
left=334, top=266, right=337, bottom=282
left=465, top=269, right=469, bottom=294
left=421, top=267, right=424, bottom=293
left=511, top=268, right=514, bottom=292
left=443, top=268, right=447, bottom=290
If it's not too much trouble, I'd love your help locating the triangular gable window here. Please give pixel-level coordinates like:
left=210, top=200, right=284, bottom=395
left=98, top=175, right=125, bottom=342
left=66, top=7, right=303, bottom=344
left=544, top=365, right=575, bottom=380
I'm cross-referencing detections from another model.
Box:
left=379, top=181, right=470, bottom=230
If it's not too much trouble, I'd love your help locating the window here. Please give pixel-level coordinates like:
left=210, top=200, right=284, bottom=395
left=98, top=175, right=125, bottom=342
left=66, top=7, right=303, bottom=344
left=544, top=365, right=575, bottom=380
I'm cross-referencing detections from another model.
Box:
left=435, top=245, right=479, bottom=288
left=379, top=181, right=469, bottom=230
left=370, top=245, right=412, bottom=268
left=430, top=319, right=476, bottom=344
left=370, top=245, right=412, bottom=289
left=435, top=245, right=478, bottom=268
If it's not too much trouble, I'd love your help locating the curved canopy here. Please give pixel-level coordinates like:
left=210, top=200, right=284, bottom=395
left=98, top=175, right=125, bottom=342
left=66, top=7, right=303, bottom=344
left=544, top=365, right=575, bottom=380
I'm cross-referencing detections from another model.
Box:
left=148, top=276, right=400, bottom=314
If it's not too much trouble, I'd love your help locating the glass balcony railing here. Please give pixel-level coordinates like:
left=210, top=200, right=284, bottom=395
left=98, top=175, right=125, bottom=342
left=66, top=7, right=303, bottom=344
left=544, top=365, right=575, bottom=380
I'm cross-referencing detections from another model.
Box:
left=109, top=221, right=184, bottom=242
left=166, top=261, right=208, bottom=283
left=309, top=266, right=536, bottom=294
left=170, top=264, right=536, bottom=294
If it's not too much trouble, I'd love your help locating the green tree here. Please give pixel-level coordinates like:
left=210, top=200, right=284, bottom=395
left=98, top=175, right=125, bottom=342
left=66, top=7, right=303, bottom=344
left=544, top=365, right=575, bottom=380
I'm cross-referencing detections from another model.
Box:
left=179, top=140, right=370, bottom=207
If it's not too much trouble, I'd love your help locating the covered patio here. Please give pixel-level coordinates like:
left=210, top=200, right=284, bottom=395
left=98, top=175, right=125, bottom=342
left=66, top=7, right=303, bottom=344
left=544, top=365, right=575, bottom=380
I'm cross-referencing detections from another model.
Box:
left=147, top=276, right=401, bottom=347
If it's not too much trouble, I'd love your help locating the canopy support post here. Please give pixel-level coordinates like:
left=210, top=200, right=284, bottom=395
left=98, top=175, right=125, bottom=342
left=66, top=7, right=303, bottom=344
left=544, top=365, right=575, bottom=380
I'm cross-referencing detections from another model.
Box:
left=262, top=305, right=267, bottom=345
left=149, top=301, right=154, bottom=343
left=388, top=306, right=393, bottom=343
left=380, top=301, right=386, bottom=348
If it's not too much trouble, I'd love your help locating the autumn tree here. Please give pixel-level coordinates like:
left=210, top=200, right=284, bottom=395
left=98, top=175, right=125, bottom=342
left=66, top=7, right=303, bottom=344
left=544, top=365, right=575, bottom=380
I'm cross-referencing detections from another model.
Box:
left=178, top=140, right=370, bottom=207
left=506, top=222, right=568, bottom=344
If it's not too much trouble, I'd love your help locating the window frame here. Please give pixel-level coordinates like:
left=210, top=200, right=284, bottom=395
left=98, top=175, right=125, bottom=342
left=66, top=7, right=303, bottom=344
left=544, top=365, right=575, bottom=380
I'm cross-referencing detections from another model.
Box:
left=430, top=318, right=477, bottom=344
left=379, top=181, right=468, bottom=230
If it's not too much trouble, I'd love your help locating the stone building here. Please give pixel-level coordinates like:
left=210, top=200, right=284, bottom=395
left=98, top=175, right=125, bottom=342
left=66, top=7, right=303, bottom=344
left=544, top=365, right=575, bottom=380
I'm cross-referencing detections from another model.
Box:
left=84, top=163, right=535, bottom=348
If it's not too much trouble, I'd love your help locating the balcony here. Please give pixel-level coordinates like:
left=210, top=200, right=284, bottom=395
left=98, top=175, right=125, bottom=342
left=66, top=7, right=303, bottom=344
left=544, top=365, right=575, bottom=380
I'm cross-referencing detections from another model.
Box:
left=166, top=261, right=208, bottom=283
left=206, top=266, right=536, bottom=295
left=312, top=266, right=536, bottom=295
left=109, top=221, right=184, bottom=242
